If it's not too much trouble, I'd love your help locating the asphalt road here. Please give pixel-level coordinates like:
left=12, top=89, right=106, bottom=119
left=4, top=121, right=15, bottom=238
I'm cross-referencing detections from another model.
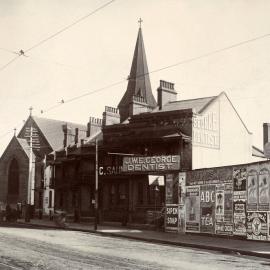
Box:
left=0, top=226, right=269, bottom=270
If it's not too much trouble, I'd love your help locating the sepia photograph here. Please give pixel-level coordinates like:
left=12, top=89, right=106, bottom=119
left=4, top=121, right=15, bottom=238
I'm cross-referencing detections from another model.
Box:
left=1, top=0, right=270, bottom=269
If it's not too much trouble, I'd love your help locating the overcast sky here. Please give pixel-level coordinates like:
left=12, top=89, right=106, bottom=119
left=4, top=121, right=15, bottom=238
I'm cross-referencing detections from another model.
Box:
left=1, top=0, right=270, bottom=155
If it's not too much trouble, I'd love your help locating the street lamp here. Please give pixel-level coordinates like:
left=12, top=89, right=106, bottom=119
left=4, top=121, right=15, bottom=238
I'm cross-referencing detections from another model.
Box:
left=154, top=185, right=159, bottom=229
left=94, top=138, right=98, bottom=231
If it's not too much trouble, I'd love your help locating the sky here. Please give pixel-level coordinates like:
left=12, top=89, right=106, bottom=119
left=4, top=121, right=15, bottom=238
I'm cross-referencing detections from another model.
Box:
left=1, top=0, right=270, bottom=155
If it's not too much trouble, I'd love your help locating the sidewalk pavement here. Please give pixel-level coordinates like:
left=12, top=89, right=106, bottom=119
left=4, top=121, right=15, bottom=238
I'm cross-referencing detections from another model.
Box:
left=12, top=218, right=270, bottom=259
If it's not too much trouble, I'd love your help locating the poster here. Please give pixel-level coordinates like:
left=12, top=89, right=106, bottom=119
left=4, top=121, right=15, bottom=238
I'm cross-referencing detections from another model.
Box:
left=200, top=184, right=215, bottom=234
left=178, top=172, right=186, bottom=205
left=215, top=188, right=224, bottom=218
left=166, top=174, right=173, bottom=204
left=258, top=167, right=270, bottom=211
left=233, top=167, right=247, bottom=193
left=178, top=205, right=185, bottom=233
left=233, top=167, right=247, bottom=236
left=215, top=184, right=233, bottom=235
left=165, top=205, right=179, bottom=230
left=185, top=186, right=200, bottom=233
left=247, top=168, right=258, bottom=211
left=216, top=183, right=234, bottom=235
left=247, top=212, right=268, bottom=241
left=233, top=201, right=246, bottom=236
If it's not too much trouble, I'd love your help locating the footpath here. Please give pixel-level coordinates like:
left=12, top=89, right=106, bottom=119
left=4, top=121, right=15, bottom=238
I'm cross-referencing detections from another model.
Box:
left=10, top=218, right=270, bottom=260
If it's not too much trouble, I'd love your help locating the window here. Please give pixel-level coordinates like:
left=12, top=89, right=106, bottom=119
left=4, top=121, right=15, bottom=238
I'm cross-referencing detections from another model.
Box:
left=8, top=159, right=19, bottom=195
left=49, top=191, right=52, bottom=208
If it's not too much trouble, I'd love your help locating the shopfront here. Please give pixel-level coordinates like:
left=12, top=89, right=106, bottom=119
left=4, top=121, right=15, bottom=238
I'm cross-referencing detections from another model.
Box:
left=100, top=154, right=181, bottom=224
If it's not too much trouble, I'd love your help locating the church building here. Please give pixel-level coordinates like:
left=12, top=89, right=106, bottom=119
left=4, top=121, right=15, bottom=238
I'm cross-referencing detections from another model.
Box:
left=0, top=112, right=86, bottom=217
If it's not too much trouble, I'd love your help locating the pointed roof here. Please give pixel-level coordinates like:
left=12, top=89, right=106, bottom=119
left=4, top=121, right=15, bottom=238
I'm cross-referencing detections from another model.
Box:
left=17, top=115, right=86, bottom=151
left=32, top=116, right=86, bottom=150
left=118, top=27, right=157, bottom=109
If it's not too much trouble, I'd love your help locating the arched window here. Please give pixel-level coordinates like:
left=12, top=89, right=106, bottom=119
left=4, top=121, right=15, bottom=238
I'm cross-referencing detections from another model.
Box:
left=8, top=159, right=19, bottom=195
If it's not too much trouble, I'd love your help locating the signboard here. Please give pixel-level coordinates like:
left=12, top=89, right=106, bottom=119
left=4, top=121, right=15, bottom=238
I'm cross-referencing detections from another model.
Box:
left=247, top=169, right=258, bottom=211
left=122, top=155, right=180, bottom=173
left=233, top=167, right=247, bottom=236
left=186, top=186, right=200, bottom=233
left=247, top=212, right=268, bottom=241
left=99, top=166, right=122, bottom=176
left=258, top=167, right=270, bottom=211
left=165, top=205, right=179, bottom=230
left=200, top=185, right=215, bottom=233
left=192, top=101, right=220, bottom=149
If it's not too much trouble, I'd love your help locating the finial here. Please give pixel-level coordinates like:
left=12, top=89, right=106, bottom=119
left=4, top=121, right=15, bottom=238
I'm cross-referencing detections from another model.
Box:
left=138, top=18, right=143, bottom=28
left=13, top=128, right=17, bottom=136
left=29, top=106, right=33, bottom=116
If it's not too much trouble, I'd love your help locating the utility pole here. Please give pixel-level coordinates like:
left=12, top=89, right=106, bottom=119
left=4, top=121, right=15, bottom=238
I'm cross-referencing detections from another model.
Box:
left=94, top=138, right=98, bottom=230
left=25, top=121, right=33, bottom=222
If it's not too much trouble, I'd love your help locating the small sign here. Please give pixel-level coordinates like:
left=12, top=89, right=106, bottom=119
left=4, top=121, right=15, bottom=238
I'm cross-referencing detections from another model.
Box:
left=165, top=205, right=179, bottom=230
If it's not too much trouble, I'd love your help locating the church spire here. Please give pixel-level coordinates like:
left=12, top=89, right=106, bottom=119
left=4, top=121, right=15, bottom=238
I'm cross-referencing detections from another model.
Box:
left=118, top=22, right=157, bottom=122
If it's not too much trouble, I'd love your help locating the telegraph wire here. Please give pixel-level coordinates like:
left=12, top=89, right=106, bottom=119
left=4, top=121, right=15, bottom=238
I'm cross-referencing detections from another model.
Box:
left=0, top=0, right=116, bottom=73
left=25, top=0, right=116, bottom=53
left=37, top=32, right=270, bottom=115
left=1, top=30, right=270, bottom=139
left=0, top=55, right=21, bottom=72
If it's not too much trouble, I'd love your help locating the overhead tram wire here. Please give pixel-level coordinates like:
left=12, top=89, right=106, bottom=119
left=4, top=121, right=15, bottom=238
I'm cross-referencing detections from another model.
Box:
left=1, top=29, right=270, bottom=138
left=38, top=31, right=270, bottom=115
left=24, top=0, right=116, bottom=53
left=0, top=0, right=116, bottom=74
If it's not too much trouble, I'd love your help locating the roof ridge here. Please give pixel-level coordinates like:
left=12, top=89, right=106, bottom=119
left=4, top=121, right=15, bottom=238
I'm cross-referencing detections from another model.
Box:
left=168, top=96, right=216, bottom=104
left=33, top=116, right=86, bottom=127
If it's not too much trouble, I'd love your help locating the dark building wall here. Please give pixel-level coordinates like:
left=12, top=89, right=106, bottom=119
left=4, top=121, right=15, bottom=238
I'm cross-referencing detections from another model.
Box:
left=0, top=137, right=29, bottom=207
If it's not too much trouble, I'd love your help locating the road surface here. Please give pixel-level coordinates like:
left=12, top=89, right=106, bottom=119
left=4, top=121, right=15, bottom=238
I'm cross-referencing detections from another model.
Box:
left=0, top=226, right=269, bottom=269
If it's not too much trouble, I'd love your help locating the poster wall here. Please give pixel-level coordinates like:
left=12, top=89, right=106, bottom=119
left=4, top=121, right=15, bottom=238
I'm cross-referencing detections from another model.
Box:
left=233, top=167, right=247, bottom=236
left=185, top=186, right=200, bottom=233
left=200, top=185, right=215, bottom=233
left=247, top=212, right=268, bottom=241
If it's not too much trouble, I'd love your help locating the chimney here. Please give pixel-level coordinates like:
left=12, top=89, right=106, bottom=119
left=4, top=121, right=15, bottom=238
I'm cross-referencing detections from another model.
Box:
left=157, top=80, right=177, bottom=110
left=102, top=106, right=120, bottom=127
left=263, top=123, right=270, bottom=146
left=74, top=128, right=79, bottom=144
left=62, top=124, right=73, bottom=147
left=86, top=117, right=102, bottom=137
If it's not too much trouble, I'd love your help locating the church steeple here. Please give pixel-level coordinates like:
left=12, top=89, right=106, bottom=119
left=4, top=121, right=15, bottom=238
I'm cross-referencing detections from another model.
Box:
left=118, top=22, right=157, bottom=122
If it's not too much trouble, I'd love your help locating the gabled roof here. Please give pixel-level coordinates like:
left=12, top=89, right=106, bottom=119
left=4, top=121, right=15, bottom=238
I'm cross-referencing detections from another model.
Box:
left=32, top=116, right=86, bottom=150
left=118, top=27, right=157, bottom=109
left=154, top=96, right=217, bottom=113
left=0, top=136, right=36, bottom=161
left=17, top=138, right=36, bottom=159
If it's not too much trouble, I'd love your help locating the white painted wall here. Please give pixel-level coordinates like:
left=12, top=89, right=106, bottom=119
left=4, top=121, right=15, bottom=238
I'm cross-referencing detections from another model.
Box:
left=192, top=92, right=254, bottom=169
left=43, top=165, right=54, bottom=215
